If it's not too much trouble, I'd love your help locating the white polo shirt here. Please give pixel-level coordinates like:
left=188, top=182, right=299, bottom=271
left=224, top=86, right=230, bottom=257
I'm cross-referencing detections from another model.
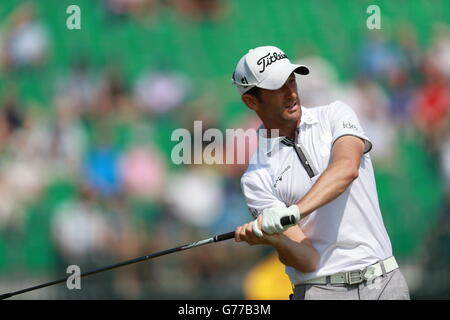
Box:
left=240, top=100, right=393, bottom=284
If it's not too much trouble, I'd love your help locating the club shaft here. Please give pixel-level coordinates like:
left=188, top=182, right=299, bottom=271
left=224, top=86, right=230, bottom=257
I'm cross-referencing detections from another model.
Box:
left=0, top=214, right=295, bottom=299
left=0, top=231, right=235, bottom=300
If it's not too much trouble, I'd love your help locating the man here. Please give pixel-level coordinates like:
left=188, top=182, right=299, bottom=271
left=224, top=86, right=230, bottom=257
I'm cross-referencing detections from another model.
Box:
left=232, top=46, right=410, bottom=300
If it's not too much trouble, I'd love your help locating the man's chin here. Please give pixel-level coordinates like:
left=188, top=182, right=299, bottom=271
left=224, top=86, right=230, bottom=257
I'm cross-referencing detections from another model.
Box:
left=283, top=110, right=301, bottom=123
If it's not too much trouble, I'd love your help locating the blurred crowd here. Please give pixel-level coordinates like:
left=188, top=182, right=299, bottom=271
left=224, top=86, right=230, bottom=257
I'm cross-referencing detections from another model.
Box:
left=298, top=25, right=450, bottom=165
left=0, top=2, right=450, bottom=299
left=102, top=0, right=226, bottom=23
left=0, top=1, right=256, bottom=300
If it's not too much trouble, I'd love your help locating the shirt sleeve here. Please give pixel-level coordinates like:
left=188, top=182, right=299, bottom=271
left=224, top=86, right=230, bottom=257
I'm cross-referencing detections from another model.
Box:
left=240, top=170, right=286, bottom=219
left=327, top=101, right=373, bottom=154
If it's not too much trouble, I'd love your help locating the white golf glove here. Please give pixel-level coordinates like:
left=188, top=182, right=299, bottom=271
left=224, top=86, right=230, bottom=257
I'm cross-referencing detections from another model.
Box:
left=252, top=205, right=300, bottom=238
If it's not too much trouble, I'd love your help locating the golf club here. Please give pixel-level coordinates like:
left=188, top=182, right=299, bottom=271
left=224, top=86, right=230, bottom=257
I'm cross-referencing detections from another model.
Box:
left=0, top=215, right=297, bottom=300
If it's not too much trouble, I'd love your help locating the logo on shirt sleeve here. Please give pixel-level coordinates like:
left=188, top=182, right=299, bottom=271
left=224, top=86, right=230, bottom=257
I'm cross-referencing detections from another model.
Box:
left=342, top=121, right=359, bottom=131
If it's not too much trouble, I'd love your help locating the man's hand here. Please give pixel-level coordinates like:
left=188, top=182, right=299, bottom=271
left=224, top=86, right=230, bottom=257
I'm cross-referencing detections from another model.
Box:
left=234, top=217, right=320, bottom=272
left=252, top=205, right=300, bottom=237
left=234, top=219, right=279, bottom=246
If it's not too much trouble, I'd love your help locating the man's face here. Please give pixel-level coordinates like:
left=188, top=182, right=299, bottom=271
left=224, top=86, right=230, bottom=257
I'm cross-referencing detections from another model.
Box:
left=247, top=73, right=301, bottom=128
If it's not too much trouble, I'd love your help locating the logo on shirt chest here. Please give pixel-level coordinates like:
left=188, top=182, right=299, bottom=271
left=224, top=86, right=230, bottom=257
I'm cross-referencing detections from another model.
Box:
left=273, top=165, right=291, bottom=189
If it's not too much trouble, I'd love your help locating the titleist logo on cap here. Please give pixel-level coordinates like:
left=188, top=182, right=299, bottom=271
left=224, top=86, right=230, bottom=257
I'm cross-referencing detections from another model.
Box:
left=257, top=51, right=288, bottom=73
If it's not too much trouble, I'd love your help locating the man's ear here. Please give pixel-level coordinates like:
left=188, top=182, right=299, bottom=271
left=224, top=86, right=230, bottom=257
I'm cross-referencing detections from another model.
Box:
left=241, top=94, right=259, bottom=111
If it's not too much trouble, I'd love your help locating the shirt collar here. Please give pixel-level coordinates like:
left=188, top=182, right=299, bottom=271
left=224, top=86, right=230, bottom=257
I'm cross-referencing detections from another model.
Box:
left=299, top=106, right=318, bottom=126
left=257, top=106, right=318, bottom=155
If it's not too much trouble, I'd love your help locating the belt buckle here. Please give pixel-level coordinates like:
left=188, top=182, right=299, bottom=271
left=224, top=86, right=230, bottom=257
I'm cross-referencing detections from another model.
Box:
left=346, top=269, right=365, bottom=285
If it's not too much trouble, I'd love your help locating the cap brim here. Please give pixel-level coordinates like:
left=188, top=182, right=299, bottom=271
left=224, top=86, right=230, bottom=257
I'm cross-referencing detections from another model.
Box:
left=294, top=65, right=310, bottom=75
left=257, top=64, right=309, bottom=91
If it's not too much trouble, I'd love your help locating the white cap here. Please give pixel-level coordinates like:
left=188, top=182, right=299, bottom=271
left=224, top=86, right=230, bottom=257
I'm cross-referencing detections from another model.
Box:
left=231, top=46, right=309, bottom=95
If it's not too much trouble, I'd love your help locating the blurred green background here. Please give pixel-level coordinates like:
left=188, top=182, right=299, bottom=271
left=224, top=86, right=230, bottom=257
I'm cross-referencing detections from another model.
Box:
left=0, top=0, right=449, bottom=299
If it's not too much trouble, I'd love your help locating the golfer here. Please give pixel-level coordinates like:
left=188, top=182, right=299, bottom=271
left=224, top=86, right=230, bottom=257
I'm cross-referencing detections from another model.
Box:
left=232, top=46, right=410, bottom=300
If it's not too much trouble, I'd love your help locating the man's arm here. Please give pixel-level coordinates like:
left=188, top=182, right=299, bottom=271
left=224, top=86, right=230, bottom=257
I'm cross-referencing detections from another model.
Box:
left=296, top=135, right=365, bottom=219
left=235, top=135, right=365, bottom=271
left=235, top=222, right=320, bottom=273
